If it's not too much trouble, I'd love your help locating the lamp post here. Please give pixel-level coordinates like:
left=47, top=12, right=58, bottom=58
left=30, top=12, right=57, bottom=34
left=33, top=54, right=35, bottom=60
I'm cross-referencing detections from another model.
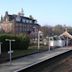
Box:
left=48, top=37, right=51, bottom=51
left=66, top=37, right=68, bottom=46
left=38, top=31, right=43, bottom=50
left=5, top=39, right=15, bottom=65
left=64, top=25, right=68, bottom=46
left=46, top=36, right=50, bottom=51
left=0, top=42, right=2, bottom=55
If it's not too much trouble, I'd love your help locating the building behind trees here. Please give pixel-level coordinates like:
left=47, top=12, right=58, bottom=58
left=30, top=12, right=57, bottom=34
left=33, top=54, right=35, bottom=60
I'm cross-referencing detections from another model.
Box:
left=0, top=9, right=40, bottom=34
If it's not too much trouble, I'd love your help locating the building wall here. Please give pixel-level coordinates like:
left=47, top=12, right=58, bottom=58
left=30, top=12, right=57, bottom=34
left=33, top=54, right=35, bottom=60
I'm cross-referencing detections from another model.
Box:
left=14, top=23, right=40, bottom=34
left=1, top=21, right=14, bottom=33
left=0, top=11, right=40, bottom=34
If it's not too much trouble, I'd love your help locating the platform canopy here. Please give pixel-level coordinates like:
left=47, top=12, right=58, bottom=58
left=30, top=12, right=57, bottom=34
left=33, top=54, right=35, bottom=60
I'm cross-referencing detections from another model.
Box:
left=59, top=31, right=72, bottom=39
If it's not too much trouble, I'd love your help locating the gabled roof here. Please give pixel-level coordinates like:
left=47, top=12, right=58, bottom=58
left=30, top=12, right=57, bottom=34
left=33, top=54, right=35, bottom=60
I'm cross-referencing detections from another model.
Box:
left=60, top=31, right=72, bottom=39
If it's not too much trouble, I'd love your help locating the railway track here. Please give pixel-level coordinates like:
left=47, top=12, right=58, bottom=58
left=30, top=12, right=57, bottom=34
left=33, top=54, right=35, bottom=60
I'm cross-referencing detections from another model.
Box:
left=19, top=50, right=72, bottom=72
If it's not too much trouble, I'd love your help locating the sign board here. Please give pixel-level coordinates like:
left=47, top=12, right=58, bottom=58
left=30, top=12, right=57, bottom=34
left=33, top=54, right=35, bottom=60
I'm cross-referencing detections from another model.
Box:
left=8, top=50, right=13, bottom=54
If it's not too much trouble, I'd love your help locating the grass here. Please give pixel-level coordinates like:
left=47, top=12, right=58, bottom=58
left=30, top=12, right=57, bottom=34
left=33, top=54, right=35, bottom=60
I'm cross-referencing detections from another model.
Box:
left=12, top=49, right=38, bottom=58
left=0, top=45, right=48, bottom=63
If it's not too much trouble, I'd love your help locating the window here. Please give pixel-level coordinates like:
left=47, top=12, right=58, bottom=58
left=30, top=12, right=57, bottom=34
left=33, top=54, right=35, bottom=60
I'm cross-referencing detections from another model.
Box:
left=34, top=21, right=37, bottom=24
left=24, top=25, right=26, bottom=27
left=22, top=19, right=26, bottom=23
left=26, top=19, right=29, bottom=23
left=16, top=17, right=21, bottom=22
left=49, top=37, right=53, bottom=41
left=53, top=36, right=61, bottom=40
left=30, top=20, right=32, bottom=23
left=53, top=37, right=58, bottom=40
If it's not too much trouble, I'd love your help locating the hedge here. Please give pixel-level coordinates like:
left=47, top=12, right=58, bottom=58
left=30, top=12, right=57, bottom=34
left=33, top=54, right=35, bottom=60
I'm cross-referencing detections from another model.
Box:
left=0, top=34, right=30, bottom=52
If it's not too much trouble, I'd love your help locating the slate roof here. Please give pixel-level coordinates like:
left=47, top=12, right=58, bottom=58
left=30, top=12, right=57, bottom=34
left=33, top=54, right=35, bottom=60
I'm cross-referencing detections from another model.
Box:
left=7, top=14, right=36, bottom=21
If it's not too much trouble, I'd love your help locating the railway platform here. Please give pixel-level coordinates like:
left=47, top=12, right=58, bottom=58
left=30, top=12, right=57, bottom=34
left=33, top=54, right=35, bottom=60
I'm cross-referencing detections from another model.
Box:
left=0, top=47, right=72, bottom=72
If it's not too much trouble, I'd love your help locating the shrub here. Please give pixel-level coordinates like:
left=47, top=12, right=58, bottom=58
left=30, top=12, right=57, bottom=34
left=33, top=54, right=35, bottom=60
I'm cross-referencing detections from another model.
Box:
left=15, top=34, right=30, bottom=50
left=0, top=34, right=30, bottom=52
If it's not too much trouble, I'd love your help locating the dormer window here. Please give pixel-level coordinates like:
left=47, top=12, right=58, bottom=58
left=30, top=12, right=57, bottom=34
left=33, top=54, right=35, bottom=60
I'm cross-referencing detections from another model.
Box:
left=26, top=19, right=29, bottom=23
left=22, top=19, right=26, bottom=23
left=34, top=20, right=37, bottom=24
left=30, top=20, right=32, bottom=23
left=16, top=16, right=21, bottom=22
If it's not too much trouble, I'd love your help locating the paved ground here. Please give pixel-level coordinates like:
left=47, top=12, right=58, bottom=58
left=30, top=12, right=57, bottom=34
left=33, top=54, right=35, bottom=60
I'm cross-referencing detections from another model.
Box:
left=0, top=47, right=72, bottom=72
